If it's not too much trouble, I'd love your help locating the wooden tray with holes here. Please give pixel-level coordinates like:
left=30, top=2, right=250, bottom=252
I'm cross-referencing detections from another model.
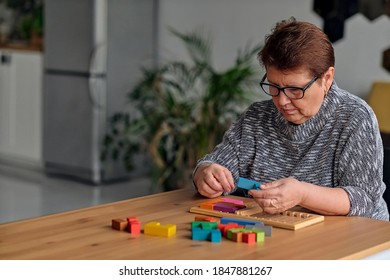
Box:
left=189, top=198, right=324, bottom=230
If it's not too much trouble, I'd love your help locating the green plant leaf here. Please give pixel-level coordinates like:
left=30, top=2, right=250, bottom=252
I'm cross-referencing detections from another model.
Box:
left=102, top=27, right=263, bottom=191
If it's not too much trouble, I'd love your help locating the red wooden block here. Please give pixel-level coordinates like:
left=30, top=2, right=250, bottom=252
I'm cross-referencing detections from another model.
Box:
left=127, top=217, right=139, bottom=223
left=218, top=223, right=242, bottom=237
left=242, top=232, right=256, bottom=244
left=129, top=221, right=141, bottom=234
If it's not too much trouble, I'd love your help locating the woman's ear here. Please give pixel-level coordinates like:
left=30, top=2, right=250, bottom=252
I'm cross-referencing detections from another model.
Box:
left=323, top=66, right=335, bottom=92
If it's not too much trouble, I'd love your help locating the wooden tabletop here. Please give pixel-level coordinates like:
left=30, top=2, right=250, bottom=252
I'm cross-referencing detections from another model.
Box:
left=1, top=188, right=390, bottom=260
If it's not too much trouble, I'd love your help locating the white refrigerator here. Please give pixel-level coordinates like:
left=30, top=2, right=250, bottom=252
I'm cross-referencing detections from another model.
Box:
left=43, top=0, right=157, bottom=184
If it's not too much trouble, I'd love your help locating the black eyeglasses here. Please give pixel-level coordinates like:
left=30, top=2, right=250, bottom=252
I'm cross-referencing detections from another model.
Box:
left=259, top=74, right=318, bottom=100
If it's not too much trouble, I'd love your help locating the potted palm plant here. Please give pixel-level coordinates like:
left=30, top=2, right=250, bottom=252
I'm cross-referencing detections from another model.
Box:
left=102, top=28, right=263, bottom=192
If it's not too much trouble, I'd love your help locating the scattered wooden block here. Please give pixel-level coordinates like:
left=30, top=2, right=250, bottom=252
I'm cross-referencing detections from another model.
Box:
left=220, top=217, right=264, bottom=226
left=192, top=227, right=222, bottom=242
left=251, top=229, right=265, bottom=242
left=218, top=223, right=243, bottom=237
left=144, top=221, right=176, bottom=237
left=192, top=227, right=210, bottom=241
left=194, top=216, right=217, bottom=222
left=246, top=224, right=273, bottom=236
left=192, top=221, right=218, bottom=230
left=232, top=231, right=243, bottom=242
left=129, top=221, right=141, bottom=235
left=126, top=217, right=141, bottom=234
left=111, top=218, right=128, bottom=231
left=242, top=232, right=256, bottom=244
left=227, top=228, right=244, bottom=240
left=210, top=229, right=222, bottom=242
left=127, top=217, right=139, bottom=223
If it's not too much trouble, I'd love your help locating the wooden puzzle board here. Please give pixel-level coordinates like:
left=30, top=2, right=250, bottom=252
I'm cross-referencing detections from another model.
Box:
left=189, top=200, right=324, bottom=230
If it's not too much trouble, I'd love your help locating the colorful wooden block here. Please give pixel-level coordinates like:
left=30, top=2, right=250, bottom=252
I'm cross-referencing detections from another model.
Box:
left=226, top=228, right=244, bottom=240
left=210, top=229, right=222, bottom=242
left=221, top=197, right=244, bottom=205
left=218, top=223, right=242, bottom=237
left=246, top=224, right=273, bottom=236
left=190, top=197, right=325, bottom=230
left=126, top=217, right=141, bottom=234
left=242, top=232, right=256, bottom=244
left=251, top=229, right=265, bottom=242
left=194, top=216, right=217, bottom=222
left=111, top=218, right=128, bottom=231
left=199, top=201, right=215, bottom=210
left=220, top=217, right=264, bottom=226
left=214, top=202, right=245, bottom=213
left=192, top=221, right=218, bottom=230
left=192, top=227, right=210, bottom=241
left=127, top=217, right=139, bottom=223
left=192, top=227, right=222, bottom=242
left=144, top=221, right=176, bottom=237
left=237, top=177, right=261, bottom=190
left=232, top=231, right=243, bottom=242
left=129, top=221, right=141, bottom=234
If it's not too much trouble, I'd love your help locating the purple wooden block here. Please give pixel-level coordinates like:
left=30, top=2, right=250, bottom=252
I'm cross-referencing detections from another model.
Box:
left=214, top=202, right=245, bottom=213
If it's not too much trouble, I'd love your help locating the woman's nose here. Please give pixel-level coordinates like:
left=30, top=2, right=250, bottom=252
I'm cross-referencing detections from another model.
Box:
left=276, top=91, right=291, bottom=105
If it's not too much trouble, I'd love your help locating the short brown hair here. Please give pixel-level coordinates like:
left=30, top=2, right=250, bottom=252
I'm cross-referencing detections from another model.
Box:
left=259, top=17, right=335, bottom=77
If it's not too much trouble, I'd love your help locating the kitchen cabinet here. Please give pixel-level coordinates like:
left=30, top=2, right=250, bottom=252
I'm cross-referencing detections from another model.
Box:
left=0, top=49, right=43, bottom=166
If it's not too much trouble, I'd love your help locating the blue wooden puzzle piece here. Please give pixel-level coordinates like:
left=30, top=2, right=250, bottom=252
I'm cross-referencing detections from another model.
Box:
left=237, top=177, right=261, bottom=190
left=210, top=229, right=222, bottom=242
left=220, top=217, right=264, bottom=226
left=192, top=227, right=221, bottom=242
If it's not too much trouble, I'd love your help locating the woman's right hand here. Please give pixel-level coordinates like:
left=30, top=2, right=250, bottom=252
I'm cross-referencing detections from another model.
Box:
left=193, top=163, right=235, bottom=198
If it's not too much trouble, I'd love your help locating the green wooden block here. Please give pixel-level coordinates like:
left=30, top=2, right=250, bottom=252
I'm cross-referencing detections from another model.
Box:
left=191, top=221, right=218, bottom=230
left=251, top=229, right=265, bottom=242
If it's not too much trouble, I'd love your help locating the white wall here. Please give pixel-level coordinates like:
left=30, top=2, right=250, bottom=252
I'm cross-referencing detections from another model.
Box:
left=158, top=0, right=390, bottom=98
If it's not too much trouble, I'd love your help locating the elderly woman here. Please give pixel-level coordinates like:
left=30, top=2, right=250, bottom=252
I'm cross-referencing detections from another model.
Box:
left=192, top=18, right=389, bottom=221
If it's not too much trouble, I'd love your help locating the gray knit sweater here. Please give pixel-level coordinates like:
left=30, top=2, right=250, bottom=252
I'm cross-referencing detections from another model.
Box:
left=197, top=82, right=389, bottom=221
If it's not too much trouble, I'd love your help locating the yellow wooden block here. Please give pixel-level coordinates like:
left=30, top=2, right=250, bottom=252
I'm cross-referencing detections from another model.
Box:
left=144, top=221, right=176, bottom=237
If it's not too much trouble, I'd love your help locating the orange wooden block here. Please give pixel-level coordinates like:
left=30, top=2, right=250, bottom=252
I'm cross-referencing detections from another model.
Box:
left=112, top=218, right=128, bottom=231
left=194, top=216, right=217, bottom=222
left=232, top=231, right=243, bottom=242
left=199, top=202, right=215, bottom=210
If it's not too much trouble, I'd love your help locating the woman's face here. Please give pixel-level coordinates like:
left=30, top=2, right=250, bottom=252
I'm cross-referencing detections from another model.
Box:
left=266, top=66, right=334, bottom=125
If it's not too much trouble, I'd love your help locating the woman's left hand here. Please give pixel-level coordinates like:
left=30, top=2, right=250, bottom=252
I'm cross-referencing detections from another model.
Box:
left=248, top=177, right=306, bottom=214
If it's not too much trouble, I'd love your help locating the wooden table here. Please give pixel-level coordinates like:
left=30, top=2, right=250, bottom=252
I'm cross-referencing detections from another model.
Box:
left=1, top=188, right=390, bottom=260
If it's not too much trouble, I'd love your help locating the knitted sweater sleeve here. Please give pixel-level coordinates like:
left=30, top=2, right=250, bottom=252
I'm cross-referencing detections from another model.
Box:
left=337, top=107, right=385, bottom=218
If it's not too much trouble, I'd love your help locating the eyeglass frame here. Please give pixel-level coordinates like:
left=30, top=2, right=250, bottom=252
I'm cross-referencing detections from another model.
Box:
left=259, top=74, right=319, bottom=100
